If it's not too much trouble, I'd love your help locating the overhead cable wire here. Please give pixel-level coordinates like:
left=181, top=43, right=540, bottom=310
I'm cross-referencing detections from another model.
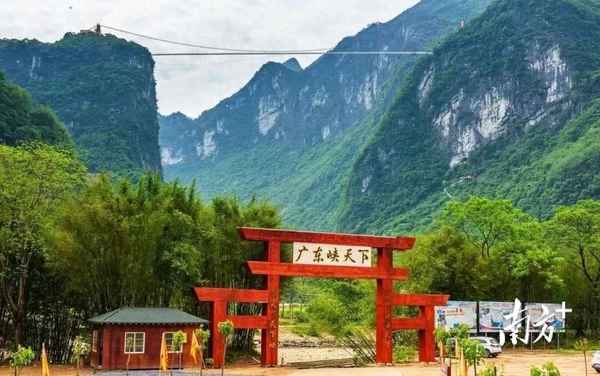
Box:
left=151, top=51, right=433, bottom=56
left=99, top=24, right=433, bottom=56
left=100, top=24, right=329, bottom=53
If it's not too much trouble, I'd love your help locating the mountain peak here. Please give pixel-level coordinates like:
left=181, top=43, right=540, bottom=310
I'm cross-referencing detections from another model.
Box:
left=283, top=58, right=302, bottom=72
left=168, top=111, right=191, bottom=120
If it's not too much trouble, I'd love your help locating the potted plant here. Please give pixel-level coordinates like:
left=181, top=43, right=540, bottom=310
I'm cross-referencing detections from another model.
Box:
left=575, top=338, right=590, bottom=376
left=217, top=320, right=234, bottom=376
left=434, top=327, right=451, bottom=362
left=461, top=338, right=485, bottom=376
left=171, top=331, right=186, bottom=370
left=72, top=337, right=90, bottom=376
left=125, top=335, right=134, bottom=374
left=193, top=327, right=210, bottom=376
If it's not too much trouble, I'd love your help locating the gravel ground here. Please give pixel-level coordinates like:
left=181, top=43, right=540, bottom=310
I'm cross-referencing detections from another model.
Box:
left=280, top=347, right=352, bottom=365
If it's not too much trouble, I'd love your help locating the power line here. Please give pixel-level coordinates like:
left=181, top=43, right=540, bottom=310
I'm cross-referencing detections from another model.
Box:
left=152, top=51, right=432, bottom=56
left=99, top=24, right=433, bottom=56
left=100, top=24, right=328, bottom=53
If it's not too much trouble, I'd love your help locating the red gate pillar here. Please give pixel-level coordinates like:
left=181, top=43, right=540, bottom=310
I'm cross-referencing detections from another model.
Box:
left=418, top=305, right=436, bottom=362
left=210, top=300, right=227, bottom=367
left=375, top=247, right=393, bottom=365
left=261, top=240, right=280, bottom=367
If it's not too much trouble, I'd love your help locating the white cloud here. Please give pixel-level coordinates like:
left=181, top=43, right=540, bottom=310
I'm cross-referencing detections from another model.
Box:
left=0, top=0, right=418, bottom=117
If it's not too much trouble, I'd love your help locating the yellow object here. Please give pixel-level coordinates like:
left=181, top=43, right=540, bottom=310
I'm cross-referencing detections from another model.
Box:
left=459, top=347, right=468, bottom=376
left=160, top=334, right=169, bottom=371
left=41, top=343, right=50, bottom=376
left=190, top=332, right=200, bottom=365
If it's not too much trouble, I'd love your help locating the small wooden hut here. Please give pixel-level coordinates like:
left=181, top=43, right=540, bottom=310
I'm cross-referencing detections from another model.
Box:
left=89, top=307, right=208, bottom=370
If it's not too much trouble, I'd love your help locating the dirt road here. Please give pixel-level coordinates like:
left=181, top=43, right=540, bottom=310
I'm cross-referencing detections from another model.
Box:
left=284, top=351, right=589, bottom=376
left=0, top=351, right=592, bottom=376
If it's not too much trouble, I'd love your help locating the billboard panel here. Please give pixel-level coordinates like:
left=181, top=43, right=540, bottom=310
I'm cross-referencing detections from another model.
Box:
left=478, top=301, right=515, bottom=332
left=435, top=301, right=477, bottom=333
left=525, top=303, right=566, bottom=333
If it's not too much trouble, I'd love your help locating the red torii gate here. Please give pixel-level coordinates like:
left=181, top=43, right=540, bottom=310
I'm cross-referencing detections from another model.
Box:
left=195, top=227, right=448, bottom=367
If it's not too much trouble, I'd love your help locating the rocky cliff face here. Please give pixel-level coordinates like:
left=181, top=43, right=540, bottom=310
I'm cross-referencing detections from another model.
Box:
left=340, top=0, right=600, bottom=232
left=161, top=0, right=493, bottom=165
left=160, top=0, right=493, bottom=229
left=0, top=32, right=161, bottom=175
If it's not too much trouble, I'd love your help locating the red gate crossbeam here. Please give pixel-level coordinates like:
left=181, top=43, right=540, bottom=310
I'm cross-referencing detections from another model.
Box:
left=227, top=315, right=269, bottom=329
left=392, top=317, right=427, bottom=330
left=247, top=261, right=409, bottom=280
left=391, top=294, right=450, bottom=363
left=239, top=227, right=415, bottom=250
left=195, top=287, right=269, bottom=303
left=393, top=294, right=449, bottom=306
left=194, top=287, right=271, bottom=367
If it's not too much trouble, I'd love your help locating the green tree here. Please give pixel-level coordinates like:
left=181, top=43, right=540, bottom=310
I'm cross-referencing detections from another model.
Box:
left=0, top=143, right=84, bottom=345
left=0, top=72, right=71, bottom=147
left=198, top=196, right=280, bottom=350
left=404, top=197, right=564, bottom=303
left=440, top=197, right=531, bottom=258
left=547, top=200, right=600, bottom=332
left=50, top=174, right=206, bottom=315
left=404, top=226, right=486, bottom=299
left=50, top=174, right=280, bottom=351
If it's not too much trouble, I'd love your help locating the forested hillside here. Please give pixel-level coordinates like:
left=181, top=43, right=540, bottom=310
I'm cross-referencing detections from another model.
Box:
left=0, top=32, right=161, bottom=176
left=160, top=0, right=493, bottom=229
left=340, top=0, right=600, bottom=233
left=0, top=71, right=70, bottom=146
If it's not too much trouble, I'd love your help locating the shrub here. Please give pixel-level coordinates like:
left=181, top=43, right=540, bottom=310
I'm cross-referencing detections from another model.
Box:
left=10, top=346, right=35, bottom=376
left=393, top=344, right=416, bottom=363
left=305, top=294, right=347, bottom=335
left=481, top=363, right=505, bottom=376
left=530, top=362, right=561, bottom=376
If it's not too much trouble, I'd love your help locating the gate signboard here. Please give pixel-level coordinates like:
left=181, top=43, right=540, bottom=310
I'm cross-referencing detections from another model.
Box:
left=293, top=242, right=372, bottom=267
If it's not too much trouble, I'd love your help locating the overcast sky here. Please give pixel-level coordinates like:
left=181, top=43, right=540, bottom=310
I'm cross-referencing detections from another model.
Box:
left=1, top=0, right=419, bottom=117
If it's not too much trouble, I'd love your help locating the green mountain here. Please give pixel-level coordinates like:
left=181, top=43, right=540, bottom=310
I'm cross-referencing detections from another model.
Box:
left=160, top=0, right=493, bottom=229
left=340, top=0, right=600, bottom=233
left=0, top=32, right=161, bottom=176
left=0, top=71, right=70, bottom=146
